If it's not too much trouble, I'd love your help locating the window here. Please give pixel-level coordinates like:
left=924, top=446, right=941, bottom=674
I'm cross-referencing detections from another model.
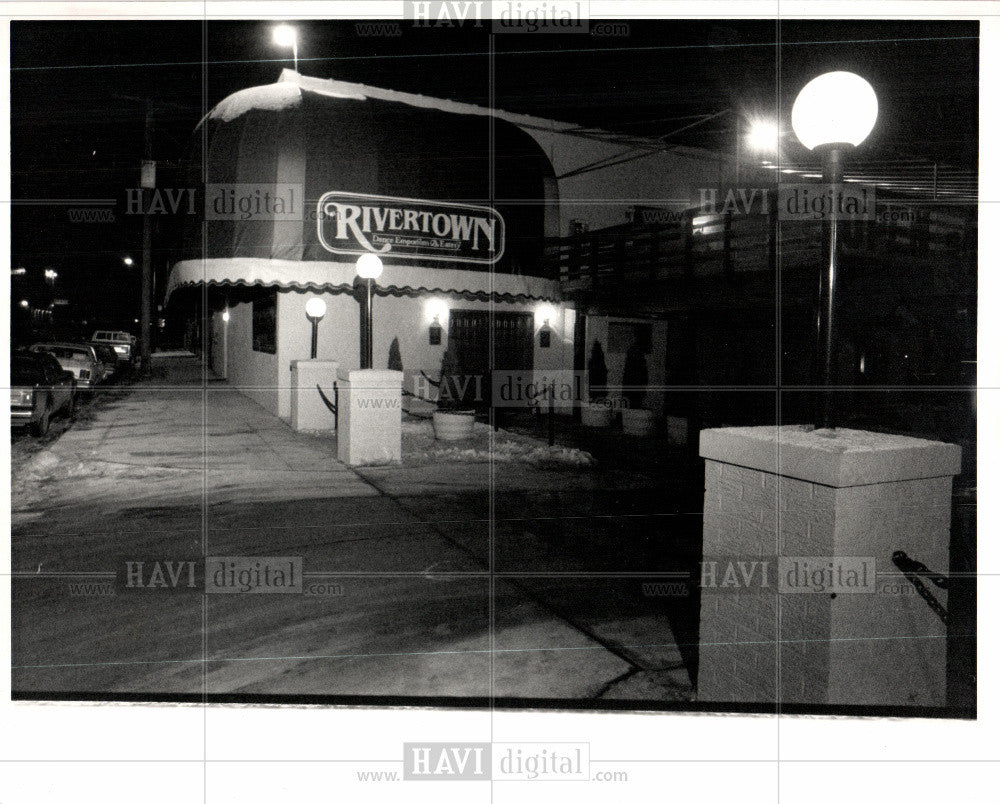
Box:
left=252, top=287, right=277, bottom=354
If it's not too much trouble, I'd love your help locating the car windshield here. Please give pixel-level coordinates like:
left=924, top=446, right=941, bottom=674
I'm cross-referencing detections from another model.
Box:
left=39, top=346, right=90, bottom=360
left=93, top=346, right=116, bottom=361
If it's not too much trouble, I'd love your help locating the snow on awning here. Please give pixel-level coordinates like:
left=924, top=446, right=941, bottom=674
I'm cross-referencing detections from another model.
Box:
left=165, top=258, right=561, bottom=303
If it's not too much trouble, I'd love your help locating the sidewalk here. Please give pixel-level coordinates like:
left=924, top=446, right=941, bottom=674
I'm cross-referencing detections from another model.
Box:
left=11, top=354, right=695, bottom=702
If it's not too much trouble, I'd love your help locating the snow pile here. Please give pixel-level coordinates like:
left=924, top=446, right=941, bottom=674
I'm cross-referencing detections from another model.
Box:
left=400, top=416, right=595, bottom=467
left=11, top=449, right=193, bottom=509
left=428, top=440, right=596, bottom=467
left=208, top=83, right=303, bottom=122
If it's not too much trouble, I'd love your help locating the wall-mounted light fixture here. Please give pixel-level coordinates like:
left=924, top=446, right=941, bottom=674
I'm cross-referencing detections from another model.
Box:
left=535, top=304, right=557, bottom=347
left=535, top=304, right=557, bottom=349
left=425, top=299, right=448, bottom=346
left=429, top=316, right=443, bottom=345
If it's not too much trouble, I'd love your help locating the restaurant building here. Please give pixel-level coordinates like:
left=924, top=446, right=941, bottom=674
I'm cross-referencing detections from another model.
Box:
left=166, top=70, right=744, bottom=420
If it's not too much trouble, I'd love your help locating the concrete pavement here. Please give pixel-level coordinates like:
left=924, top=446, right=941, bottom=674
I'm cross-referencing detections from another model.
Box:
left=11, top=353, right=694, bottom=702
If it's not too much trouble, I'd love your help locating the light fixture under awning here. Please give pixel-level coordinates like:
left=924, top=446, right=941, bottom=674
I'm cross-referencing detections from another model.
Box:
left=165, top=258, right=561, bottom=304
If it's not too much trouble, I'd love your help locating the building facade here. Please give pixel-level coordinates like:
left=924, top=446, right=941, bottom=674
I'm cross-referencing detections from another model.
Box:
left=166, top=70, right=736, bottom=420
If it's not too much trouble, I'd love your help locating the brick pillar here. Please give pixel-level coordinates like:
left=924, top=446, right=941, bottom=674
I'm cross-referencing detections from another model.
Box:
left=696, top=425, right=960, bottom=708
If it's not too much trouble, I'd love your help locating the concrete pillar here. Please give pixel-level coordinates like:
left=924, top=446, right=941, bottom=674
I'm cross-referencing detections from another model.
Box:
left=290, top=360, right=338, bottom=432
left=336, top=368, right=403, bottom=466
left=696, top=425, right=961, bottom=708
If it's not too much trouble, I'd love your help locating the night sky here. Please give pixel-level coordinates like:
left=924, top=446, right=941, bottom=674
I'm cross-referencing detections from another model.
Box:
left=9, top=19, right=979, bottom=329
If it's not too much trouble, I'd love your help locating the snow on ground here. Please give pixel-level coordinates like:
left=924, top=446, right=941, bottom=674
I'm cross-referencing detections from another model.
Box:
left=10, top=384, right=596, bottom=522
left=401, top=418, right=597, bottom=467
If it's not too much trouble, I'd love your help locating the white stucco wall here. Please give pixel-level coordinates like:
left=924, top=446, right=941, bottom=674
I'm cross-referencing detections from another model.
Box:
left=222, top=288, right=575, bottom=419
left=209, top=310, right=226, bottom=378
left=223, top=298, right=281, bottom=416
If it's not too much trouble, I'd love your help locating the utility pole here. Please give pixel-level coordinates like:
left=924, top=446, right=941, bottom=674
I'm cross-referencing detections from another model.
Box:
left=139, top=102, right=155, bottom=377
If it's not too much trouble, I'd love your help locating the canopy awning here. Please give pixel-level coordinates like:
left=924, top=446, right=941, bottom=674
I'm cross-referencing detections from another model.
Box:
left=165, top=258, right=561, bottom=303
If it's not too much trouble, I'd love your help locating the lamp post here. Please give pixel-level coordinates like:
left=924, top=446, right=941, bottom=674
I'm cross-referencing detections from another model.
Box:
left=791, top=71, right=878, bottom=429
left=272, top=24, right=299, bottom=72
left=355, top=253, right=383, bottom=369
left=305, top=297, right=326, bottom=359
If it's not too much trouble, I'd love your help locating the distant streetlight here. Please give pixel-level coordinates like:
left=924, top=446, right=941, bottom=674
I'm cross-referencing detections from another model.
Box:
left=123, top=256, right=134, bottom=266
left=355, top=253, right=383, bottom=369
left=305, top=296, right=327, bottom=359
left=791, top=71, right=878, bottom=429
left=19, top=299, right=29, bottom=308
left=747, top=119, right=781, bottom=153
left=735, top=115, right=782, bottom=184
left=272, top=24, right=299, bottom=72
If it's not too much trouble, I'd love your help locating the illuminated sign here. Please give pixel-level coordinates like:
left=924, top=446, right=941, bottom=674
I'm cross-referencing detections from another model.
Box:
left=317, top=191, right=504, bottom=265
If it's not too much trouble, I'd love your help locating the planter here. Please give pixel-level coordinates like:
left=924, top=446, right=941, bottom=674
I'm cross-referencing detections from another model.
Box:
left=666, top=415, right=690, bottom=445
left=580, top=401, right=614, bottom=428
left=622, top=408, right=656, bottom=437
left=432, top=409, right=476, bottom=441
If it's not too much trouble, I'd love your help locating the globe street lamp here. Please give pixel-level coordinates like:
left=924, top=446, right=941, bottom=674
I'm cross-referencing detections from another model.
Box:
left=791, top=71, right=878, bottom=429
left=305, top=296, right=326, bottom=359
left=272, top=24, right=299, bottom=72
left=355, top=253, right=383, bottom=369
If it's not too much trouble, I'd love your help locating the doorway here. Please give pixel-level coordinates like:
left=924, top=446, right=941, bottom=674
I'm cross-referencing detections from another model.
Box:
left=447, top=310, right=535, bottom=409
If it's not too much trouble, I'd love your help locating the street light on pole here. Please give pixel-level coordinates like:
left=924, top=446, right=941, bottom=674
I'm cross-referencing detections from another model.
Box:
left=747, top=119, right=781, bottom=153
left=305, top=296, right=326, bottom=359
left=355, top=253, right=383, bottom=369
left=791, top=71, right=878, bottom=430
left=272, top=24, right=299, bottom=72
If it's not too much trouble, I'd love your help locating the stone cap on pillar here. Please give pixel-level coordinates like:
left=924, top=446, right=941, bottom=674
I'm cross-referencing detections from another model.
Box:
left=700, top=425, right=961, bottom=487
left=290, top=359, right=339, bottom=371
left=336, top=368, right=403, bottom=387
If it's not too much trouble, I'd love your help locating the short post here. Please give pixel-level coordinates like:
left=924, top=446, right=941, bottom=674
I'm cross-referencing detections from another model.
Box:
left=336, top=368, right=403, bottom=466
left=548, top=380, right=555, bottom=446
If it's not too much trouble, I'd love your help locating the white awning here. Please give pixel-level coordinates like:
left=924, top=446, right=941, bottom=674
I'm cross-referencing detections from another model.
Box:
left=165, top=258, right=560, bottom=303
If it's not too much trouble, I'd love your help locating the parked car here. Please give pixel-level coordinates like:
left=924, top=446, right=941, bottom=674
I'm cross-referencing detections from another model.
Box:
left=28, top=343, right=99, bottom=392
left=11, top=351, right=76, bottom=436
left=91, top=330, right=136, bottom=362
left=89, top=343, right=120, bottom=381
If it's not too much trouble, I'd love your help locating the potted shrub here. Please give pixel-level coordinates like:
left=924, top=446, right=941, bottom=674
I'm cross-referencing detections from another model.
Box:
left=581, top=340, right=614, bottom=427
left=621, top=337, right=655, bottom=436
left=431, top=349, right=476, bottom=441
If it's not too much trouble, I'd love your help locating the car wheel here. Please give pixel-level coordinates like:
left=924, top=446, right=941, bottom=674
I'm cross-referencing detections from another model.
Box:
left=31, top=400, right=51, bottom=437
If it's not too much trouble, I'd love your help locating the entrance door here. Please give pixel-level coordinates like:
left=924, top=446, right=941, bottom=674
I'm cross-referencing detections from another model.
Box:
left=448, top=310, right=534, bottom=409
